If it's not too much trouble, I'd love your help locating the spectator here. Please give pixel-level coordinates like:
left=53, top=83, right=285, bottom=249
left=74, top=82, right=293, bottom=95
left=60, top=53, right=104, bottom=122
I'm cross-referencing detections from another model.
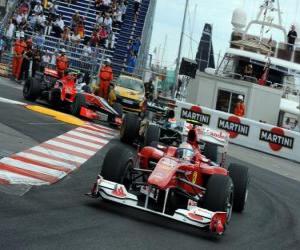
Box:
left=82, top=41, right=92, bottom=57
left=106, top=31, right=115, bottom=49
left=98, top=25, right=108, bottom=47
left=41, top=50, right=51, bottom=71
left=33, top=2, right=44, bottom=15
left=18, top=43, right=33, bottom=81
left=90, top=30, right=99, bottom=47
left=12, top=32, right=27, bottom=80
left=283, top=118, right=292, bottom=130
left=103, top=13, right=112, bottom=31
left=233, top=95, right=246, bottom=117
left=52, top=15, right=64, bottom=38
left=293, top=120, right=300, bottom=132
left=33, top=30, right=45, bottom=49
left=126, top=51, right=136, bottom=73
left=243, top=63, right=253, bottom=77
left=113, top=7, right=123, bottom=28
left=76, top=20, right=85, bottom=39
left=96, top=12, right=105, bottom=26
left=71, top=11, right=81, bottom=31
left=102, top=0, right=112, bottom=12
left=287, top=25, right=297, bottom=52
left=32, top=47, right=42, bottom=77
left=70, top=30, right=81, bottom=45
left=0, top=35, right=6, bottom=62
left=5, top=19, right=15, bottom=51
left=56, top=48, right=69, bottom=78
left=19, top=17, right=29, bottom=31
left=98, top=58, right=113, bottom=100
left=133, top=0, right=141, bottom=21
left=132, top=36, right=141, bottom=55
left=62, top=26, right=71, bottom=43
left=120, top=1, right=128, bottom=20
left=35, top=12, right=46, bottom=32
left=48, top=1, right=59, bottom=19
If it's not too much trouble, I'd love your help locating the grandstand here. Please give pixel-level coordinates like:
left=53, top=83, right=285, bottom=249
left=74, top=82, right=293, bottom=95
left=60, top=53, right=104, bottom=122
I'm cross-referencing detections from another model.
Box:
left=0, top=0, right=157, bottom=78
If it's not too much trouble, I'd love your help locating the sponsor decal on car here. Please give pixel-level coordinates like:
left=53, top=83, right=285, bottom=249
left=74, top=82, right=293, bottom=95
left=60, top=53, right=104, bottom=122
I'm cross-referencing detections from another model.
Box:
left=217, top=116, right=250, bottom=139
left=180, top=106, right=210, bottom=125
left=259, top=127, right=294, bottom=151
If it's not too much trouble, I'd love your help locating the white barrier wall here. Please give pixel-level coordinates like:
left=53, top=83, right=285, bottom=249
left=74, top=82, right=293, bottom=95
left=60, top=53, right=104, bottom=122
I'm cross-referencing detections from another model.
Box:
left=174, top=101, right=300, bottom=163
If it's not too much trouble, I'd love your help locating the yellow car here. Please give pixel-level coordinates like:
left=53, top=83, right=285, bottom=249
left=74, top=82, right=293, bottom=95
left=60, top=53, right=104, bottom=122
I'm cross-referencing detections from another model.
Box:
left=113, top=75, right=146, bottom=113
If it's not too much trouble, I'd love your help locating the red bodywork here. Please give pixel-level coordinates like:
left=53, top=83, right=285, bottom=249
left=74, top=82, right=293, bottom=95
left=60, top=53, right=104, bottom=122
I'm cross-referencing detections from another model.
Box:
left=44, top=69, right=122, bottom=125
left=138, top=137, right=228, bottom=195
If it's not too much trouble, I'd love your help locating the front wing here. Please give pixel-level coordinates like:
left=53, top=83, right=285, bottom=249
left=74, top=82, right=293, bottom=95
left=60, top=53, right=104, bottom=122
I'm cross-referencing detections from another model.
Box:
left=87, top=177, right=227, bottom=235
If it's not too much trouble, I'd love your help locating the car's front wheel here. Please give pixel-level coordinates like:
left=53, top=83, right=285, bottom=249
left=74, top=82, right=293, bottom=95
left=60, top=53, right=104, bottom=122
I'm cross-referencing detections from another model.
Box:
left=203, top=175, right=234, bottom=223
left=70, top=93, right=86, bottom=116
left=101, top=144, right=134, bottom=189
left=23, top=78, right=41, bottom=101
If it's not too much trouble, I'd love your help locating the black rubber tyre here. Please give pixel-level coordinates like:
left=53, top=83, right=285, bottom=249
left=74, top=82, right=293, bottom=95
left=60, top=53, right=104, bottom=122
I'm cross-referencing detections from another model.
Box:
left=166, top=190, right=188, bottom=215
left=144, top=124, right=160, bottom=146
left=120, top=113, right=141, bottom=144
left=101, top=144, right=134, bottom=188
left=228, top=163, right=249, bottom=212
left=112, top=103, right=123, bottom=117
left=23, top=78, right=41, bottom=101
left=203, top=175, right=234, bottom=222
left=50, top=88, right=62, bottom=107
left=71, top=93, right=86, bottom=116
left=202, top=142, right=218, bottom=163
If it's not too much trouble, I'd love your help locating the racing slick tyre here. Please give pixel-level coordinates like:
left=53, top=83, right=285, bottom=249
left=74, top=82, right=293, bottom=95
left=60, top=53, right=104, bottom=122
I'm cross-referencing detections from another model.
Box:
left=101, top=144, right=134, bottom=188
left=23, top=78, right=41, bottom=101
left=112, top=103, right=123, bottom=117
left=144, top=124, right=160, bottom=146
left=120, top=113, right=141, bottom=144
left=228, top=163, right=249, bottom=212
left=203, top=175, right=234, bottom=223
left=202, top=142, right=218, bottom=163
left=71, top=93, right=86, bottom=116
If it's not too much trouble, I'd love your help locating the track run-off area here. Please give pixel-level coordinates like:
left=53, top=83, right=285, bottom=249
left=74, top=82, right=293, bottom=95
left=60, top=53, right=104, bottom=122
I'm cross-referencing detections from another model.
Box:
left=0, top=78, right=300, bottom=250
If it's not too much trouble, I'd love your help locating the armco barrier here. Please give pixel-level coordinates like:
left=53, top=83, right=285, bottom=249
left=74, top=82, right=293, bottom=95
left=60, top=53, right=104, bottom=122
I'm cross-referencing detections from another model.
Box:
left=174, top=100, right=300, bottom=163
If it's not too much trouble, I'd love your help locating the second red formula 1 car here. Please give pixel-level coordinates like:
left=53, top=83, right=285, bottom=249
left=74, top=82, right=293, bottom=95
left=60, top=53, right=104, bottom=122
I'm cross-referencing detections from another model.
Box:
left=87, top=126, right=249, bottom=236
left=23, top=68, right=123, bottom=126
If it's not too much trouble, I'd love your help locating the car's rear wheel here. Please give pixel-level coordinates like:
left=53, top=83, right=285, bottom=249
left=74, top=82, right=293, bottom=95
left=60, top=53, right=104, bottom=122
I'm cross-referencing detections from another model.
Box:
left=120, top=113, right=141, bottom=144
left=23, top=78, right=41, bottom=101
left=144, top=124, right=160, bottom=146
left=203, top=175, right=234, bottom=223
left=71, top=93, right=86, bottom=116
left=228, top=163, right=249, bottom=212
left=101, top=144, right=134, bottom=189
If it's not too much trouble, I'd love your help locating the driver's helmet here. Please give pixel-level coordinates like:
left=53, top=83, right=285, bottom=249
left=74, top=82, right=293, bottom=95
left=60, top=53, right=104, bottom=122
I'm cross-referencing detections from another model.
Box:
left=175, top=142, right=194, bottom=161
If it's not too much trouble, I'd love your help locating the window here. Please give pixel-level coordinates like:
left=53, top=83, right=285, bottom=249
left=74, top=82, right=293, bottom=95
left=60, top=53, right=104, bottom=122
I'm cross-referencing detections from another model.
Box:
left=216, top=90, right=245, bottom=114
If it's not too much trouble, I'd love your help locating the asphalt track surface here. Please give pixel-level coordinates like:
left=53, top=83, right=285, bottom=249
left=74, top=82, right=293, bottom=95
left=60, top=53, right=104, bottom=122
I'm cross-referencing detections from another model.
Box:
left=1, top=80, right=300, bottom=249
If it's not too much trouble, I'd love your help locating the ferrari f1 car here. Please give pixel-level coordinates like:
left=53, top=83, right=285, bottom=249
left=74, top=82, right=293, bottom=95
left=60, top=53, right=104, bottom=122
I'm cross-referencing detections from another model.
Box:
left=87, top=126, right=249, bottom=235
left=23, top=68, right=123, bottom=126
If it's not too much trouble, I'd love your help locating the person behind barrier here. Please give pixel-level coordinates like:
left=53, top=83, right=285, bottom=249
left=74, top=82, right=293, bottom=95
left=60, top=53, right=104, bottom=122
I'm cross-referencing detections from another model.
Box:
left=56, top=48, right=69, bottom=78
left=234, top=95, right=246, bottom=117
left=12, top=32, right=27, bottom=80
left=98, top=58, right=113, bottom=100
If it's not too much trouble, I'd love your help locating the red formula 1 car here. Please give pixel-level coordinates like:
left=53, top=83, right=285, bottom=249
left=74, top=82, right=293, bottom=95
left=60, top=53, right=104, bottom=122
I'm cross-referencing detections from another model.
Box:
left=87, top=126, right=249, bottom=236
left=23, top=68, right=123, bottom=126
